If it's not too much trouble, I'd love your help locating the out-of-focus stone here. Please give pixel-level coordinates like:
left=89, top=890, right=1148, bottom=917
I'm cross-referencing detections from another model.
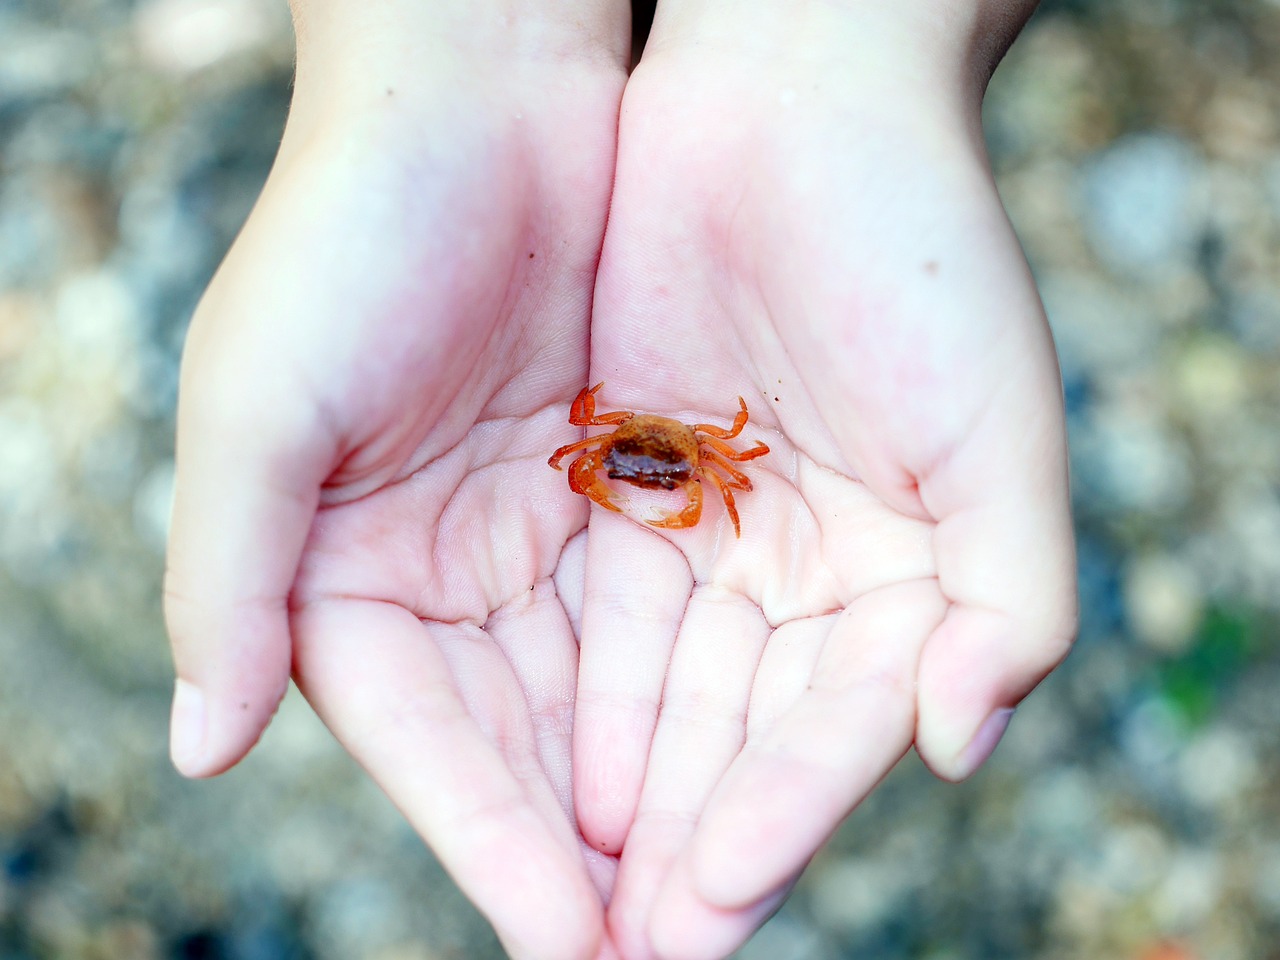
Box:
left=735, top=910, right=830, bottom=960
left=90, top=918, right=161, bottom=960
left=311, top=876, right=416, bottom=960
left=1020, top=766, right=1101, bottom=843
left=1152, top=846, right=1224, bottom=929
left=1177, top=726, right=1259, bottom=812
left=1202, top=82, right=1276, bottom=164
left=1040, top=269, right=1159, bottom=381
left=1072, top=400, right=1193, bottom=515
left=1147, top=266, right=1214, bottom=331
left=1215, top=481, right=1280, bottom=609
left=808, top=855, right=912, bottom=934
left=0, top=289, right=40, bottom=363
left=999, top=158, right=1097, bottom=270
left=265, top=812, right=350, bottom=899
left=1078, top=133, right=1205, bottom=277
left=1124, top=551, right=1204, bottom=654
left=1095, top=821, right=1170, bottom=895
left=985, top=18, right=1118, bottom=157
left=1171, top=335, right=1250, bottom=421
left=1251, top=840, right=1280, bottom=921
left=366, top=945, right=446, bottom=960
left=53, top=269, right=142, bottom=428
left=1122, top=696, right=1187, bottom=770
left=1228, top=281, right=1280, bottom=352
left=253, top=684, right=344, bottom=774
left=80, top=422, right=142, bottom=503
left=132, top=459, right=174, bottom=552
left=133, top=0, right=279, bottom=74
left=0, top=23, right=95, bottom=97
left=0, top=397, right=57, bottom=510
left=1136, top=941, right=1201, bottom=960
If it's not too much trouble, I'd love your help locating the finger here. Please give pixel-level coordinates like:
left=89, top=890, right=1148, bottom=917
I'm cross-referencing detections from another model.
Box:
left=294, top=598, right=604, bottom=960
left=554, top=528, right=589, bottom=642
left=688, top=579, right=945, bottom=909
left=607, top=816, right=691, bottom=960
left=574, top=515, right=692, bottom=854
left=648, top=854, right=792, bottom=960
left=164, top=339, right=332, bottom=778
left=606, top=588, right=769, bottom=957
left=742, top=615, right=837, bottom=735
left=485, top=577, right=620, bottom=898
left=473, top=579, right=582, bottom=823
left=915, top=397, right=1078, bottom=781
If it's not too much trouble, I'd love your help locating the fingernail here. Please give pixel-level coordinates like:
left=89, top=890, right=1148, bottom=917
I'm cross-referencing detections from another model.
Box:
left=958, top=707, right=1014, bottom=779
left=170, top=678, right=207, bottom=775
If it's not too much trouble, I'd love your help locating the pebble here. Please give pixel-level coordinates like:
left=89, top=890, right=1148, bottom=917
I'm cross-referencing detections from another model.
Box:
left=1072, top=399, right=1193, bottom=515
left=1152, top=847, right=1224, bottom=929
left=1040, top=268, right=1158, bottom=381
left=808, top=855, right=912, bottom=934
left=736, top=910, right=830, bottom=960
left=132, top=459, right=174, bottom=552
left=133, top=0, right=282, bottom=75
left=1250, top=840, right=1280, bottom=920
left=1121, top=696, right=1188, bottom=772
left=1077, top=133, right=1204, bottom=276
left=1095, top=821, right=1171, bottom=895
left=0, top=23, right=95, bottom=98
left=1124, top=551, right=1204, bottom=654
left=1170, top=335, right=1250, bottom=421
left=1176, top=725, right=1259, bottom=812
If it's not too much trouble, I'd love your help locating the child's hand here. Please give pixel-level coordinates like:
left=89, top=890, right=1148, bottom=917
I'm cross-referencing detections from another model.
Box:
left=572, top=2, right=1076, bottom=955
left=164, top=4, right=632, bottom=956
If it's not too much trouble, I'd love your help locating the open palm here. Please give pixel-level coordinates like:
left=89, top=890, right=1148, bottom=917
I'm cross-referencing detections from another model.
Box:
left=164, top=44, right=631, bottom=959
left=572, top=29, right=1077, bottom=959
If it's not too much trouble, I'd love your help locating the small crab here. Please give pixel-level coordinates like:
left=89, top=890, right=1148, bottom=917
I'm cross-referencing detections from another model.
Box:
left=548, top=382, right=770, bottom=538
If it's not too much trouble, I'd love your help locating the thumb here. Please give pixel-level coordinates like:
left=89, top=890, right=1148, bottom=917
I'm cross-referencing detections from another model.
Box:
left=163, top=307, right=334, bottom=778
left=913, top=389, right=1077, bottom=780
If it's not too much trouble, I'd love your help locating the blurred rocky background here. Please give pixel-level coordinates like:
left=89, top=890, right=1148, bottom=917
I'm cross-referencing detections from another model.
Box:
left=1, top=0, right=1277, bottom=957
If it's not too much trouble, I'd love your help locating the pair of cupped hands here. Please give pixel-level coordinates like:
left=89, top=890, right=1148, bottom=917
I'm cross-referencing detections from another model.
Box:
left=163, top=2, right=1077, bottom=958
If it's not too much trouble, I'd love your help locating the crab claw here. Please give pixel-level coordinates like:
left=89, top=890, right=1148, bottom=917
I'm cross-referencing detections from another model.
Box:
left=569, top=449, right=623, bottom=512
left=646, top=479, right=703, bottom=531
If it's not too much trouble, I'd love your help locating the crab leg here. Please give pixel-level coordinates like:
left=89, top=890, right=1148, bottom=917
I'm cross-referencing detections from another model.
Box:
left=700, top=469, right=742, bottom=538
left=692, top=396, right=751, bottom=440
left=699, top=432, right=769, bottom=463
left=569, top=382, right=634, bottom=427
left=568, top=448, right=623, bottom=512
left=699, top=446, right=756, bottom=489
left=548, top=434, right=607, bottom=470
left=646, top=478, right=703, bottom=531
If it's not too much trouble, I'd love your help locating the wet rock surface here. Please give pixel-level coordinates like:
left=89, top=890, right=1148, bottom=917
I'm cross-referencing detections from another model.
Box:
left=2, top=1, right=1278, bottom=957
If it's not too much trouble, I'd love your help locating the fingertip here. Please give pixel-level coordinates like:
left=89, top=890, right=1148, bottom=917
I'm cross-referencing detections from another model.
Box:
left=169, top=678, right=207, bottom=777
left=163, top=410, right=321, bottom=778
left=168, top=668, right=290, bottom=778
left=573, top=724, right=645, bottom=855
left=648, top=855, right=788, bottom=960
left=684, top=743, right=845, bottom=913
left=574, top=523, right=688, bottom=855
left=165, top=590, right=293, bottom=778
left=921, top=704, right=1016, bottom=783
left=915, top=606, right=1071, bottom=781
left=956, top=705, right=1015, bottom=779
left=498, top=894, right=606, bottom=960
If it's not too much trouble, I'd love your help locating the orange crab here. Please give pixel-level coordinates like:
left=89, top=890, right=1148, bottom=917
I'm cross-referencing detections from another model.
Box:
left=548, top=382, right=770, bottom=538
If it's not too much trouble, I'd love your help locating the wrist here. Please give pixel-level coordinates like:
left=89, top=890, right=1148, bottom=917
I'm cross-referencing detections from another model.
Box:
left=285, top=0, right=630, bottom=129
left=648, top=0, right=1038, bottom=100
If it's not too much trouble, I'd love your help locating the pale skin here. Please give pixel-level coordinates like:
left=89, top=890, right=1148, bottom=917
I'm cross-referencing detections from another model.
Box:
left=163, top=1, right=1077, bottom=958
